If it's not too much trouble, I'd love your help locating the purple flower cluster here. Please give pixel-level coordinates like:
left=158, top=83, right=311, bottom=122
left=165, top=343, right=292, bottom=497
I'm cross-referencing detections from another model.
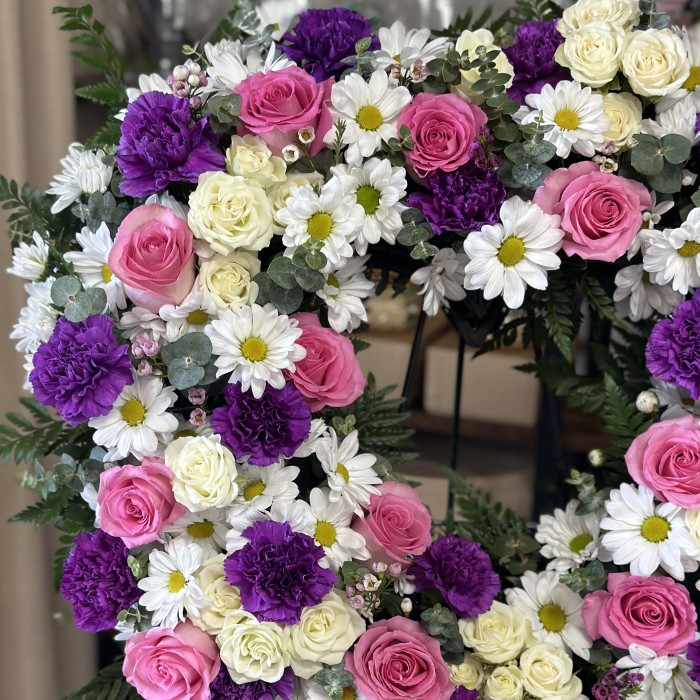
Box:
left=60, top=529, right=141, bottom=632
left=646, top=291, right=700, bottom=399
left=688, top=639, right=700, bottom=683
left=211, top=382, right=311, bottom=467
left=591, top=667, right=644, bottom=700
left=209, top=666, right=293, bottom=700
left=281, top=8, right=378, bottom=81
left=503, top=20, right=569, bottom=103
left=407, top=165, right=506, bottom=234
left=409, top=535, right=499, bottom=618
left=451, top=689, right=479, bottom=700
left=224, top=521, right=335, bottom=625
left=117, top=92, right=224, bottom=198
left=30, top=315, right=133, bottom=425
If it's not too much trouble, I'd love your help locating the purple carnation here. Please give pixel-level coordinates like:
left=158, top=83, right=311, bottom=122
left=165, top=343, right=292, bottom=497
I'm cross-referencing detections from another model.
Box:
left=451, top=689, right=479, bottom=700
left=688, top=640, right=700, bottom=683
left=210, top=666, right=294, bottom=700
left=224, top=520, right=335, bottom=625
left=211, top=382, right=311, bottom=467
left=60, top=529, right=141, bottom=632
left=116, top=91, right=225, bottom=198
left=407, top=165, right=506, bottom=234
left=503, top=21, right=569, bottom=103
left=29, top=315, right=133, bottom=425
left=647, top=291, right=700, bottom=399
left=408, top=534, right=499, bottom=618
left=281, top=8, right=378, bottom=81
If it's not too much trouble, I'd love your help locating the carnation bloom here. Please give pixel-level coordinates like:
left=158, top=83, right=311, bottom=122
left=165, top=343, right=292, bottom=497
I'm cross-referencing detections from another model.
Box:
left=209, top=665, right=294, bottom=700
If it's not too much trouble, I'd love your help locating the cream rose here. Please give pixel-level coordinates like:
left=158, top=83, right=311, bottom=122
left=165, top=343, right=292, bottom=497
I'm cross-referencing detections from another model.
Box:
left=268, top=172, right=325, bottom=233
left=197, top=252, right=260, bottom=309
left=454, top=29, right=514, bottom=103
left=459, top=600, right=535, bottom=664
left=686, top=508, right=700, bottom=546
left=622, top=28, right=691, bottom=98
left=225, top=135, right=286, bottom=188
left=164, top=435, right=239, bottom=511
left=602, top=92, right=643, bottom=149
left=555, top=22, right=626, bottom=87
left=450, top=653, right=484, bottom=690
left=188, top=171, right=274, bottom=254
left=284, top=590, right=366, bottom=678
left=558, top=0, right=641, bottom=37
left=483, top=664, right=524, bottom=700
left=520, top=643, right=583, bottom=700
left=192, top=555, right=242, bottom=636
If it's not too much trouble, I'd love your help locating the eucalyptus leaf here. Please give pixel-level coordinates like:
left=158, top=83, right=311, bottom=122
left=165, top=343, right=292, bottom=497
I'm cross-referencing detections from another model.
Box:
left=253, top=272, right=272, bottom=305
left=410, top=241, right=439, bottom=260
left=512, top=162, right=550, bottom=187
left=647, top=161, right=683, bottom=194
left=269, top=283, right=303, bottom=315
left=63, top=292, right=94, bottom=322
left=51, top=276, right=82, bottom=307
left=401, top=207, right=425, bottom=224
left=305, top=250, right=327, bottom=270
left=160, top=332, right=212, bottom=366
left=294, top=266, right=326, bottom=292
left=267, top=256, right=297, bottom=290
left=397, top=224, right=432, bottom=246
left=659, top=133, right=691, bottom=164
left=167, top=359, right=206, bottom=390
left=84, top=286, right=107, bottom=314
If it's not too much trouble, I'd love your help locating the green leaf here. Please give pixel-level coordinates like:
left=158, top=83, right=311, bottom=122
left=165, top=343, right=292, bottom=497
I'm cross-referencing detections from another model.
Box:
left=410, top=241, right=439, bottom=260
left=75, top=81, right=126, bottom=106
left=269, top=283, right=303, bottom=315
left=397, top=223, right=432, bottom=247
left=305, top=251, right=327, bottom=271
left=267, top=256, right=298, bottom=290
left=294, top=266, right=326, bottom=292
left=512, top=162, right=550, bottom=188
left=647, top=160, right=683, bottom=194
left=160, top=333, right=213, bottom=366
left=84, top=286, right=107, bottom=314
left=253, top=272, right=272, bottom=305
left=61, top=660, right=142, bottom=700
left=64, top=292, right=95, bottom=323
left=167, top=359, right=206, bottom=390
left=631, top=135, right=665, bottom=176
left=660, top=133, right=691, bottom=164
left=51, top=276, right=82, bottom=306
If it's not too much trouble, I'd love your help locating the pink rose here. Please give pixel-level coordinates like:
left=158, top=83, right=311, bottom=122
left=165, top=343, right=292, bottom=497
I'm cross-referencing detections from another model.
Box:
left=397, top=93, right=487, bottom=178
left=109, top=204, right=196, bottom=312
left=352, top=482, right=432, bottom=568
left=533, top=161, right=651, bottom=262
left=123, top=621, right=220, bottom=700
left=284, top=313, right=365, bottom=411
left=626, top=415, right=700, bottom=508
left=235, top=66, right=333, bottom=156
left=97, top=459, right=185, bottom=547
left=345, top=616, right=455, bottom=700
left=582, top=573, right=697, bottom=656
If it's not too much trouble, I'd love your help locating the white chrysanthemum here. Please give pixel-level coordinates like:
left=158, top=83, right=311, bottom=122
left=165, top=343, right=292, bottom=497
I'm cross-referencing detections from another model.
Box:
left=225, top=508, right=271, bottom=555
left=10, top=278, right=58, bottom=354
left=316, top=429, right=381, bottom=516
left=228, top=462, right=301, bottom=522
left=651, top=378, right=700, bottom=420
left=279, top=177, right=364, bottom=273
left=535, top=500, right=609, bottom=573
left=601, top=483, right=700, bottom=580
left=331, top=158, right=407, bottom=255
left=374, top=20, right=450, bottom=72
left=293, top=417, right=330, bottom=458
left=325, top=70, right=412, bottom=166
left=205, top=304, right=305, bottom=398
left=159, top=289, right=218, bottom=343
left=117, top=306, right=167, bottom=343
left=521, top=81, right=609, bottom=158
left=317, top=255, right=375, bottom=334
left=7, top=231, right=50, bottom=281
left=464, top=197, right=564, bottom=310
left=64, top=223, right=127, bottom=311
left=161, top=507, right=229, bottom=560
left=642, top=95, right=699, bottom=143
left=613, top=264, right=684, bottom=321
left=89, top=374, right=179, bottom=461
left=505, top=570, right=593, bottom=660
left=643, top=209, right=700, bottom=294
left=117, top=73, right=171, bottom=120
left=46, top=142, right=113, bottom=214
left=138, top=539, right=209, bottom=628
left=411, top=248, right=468, bottom=316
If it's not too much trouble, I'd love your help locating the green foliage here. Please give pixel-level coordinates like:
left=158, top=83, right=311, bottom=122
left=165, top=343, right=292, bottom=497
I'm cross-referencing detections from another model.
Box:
left=160, top=333, right=216, bottom=390
left=205, top=94, right=243, bottom=134
left=313, top=664, right=355, bottom=700
left=544, top=268, right=581, bottom=363
left=72, top=190, right=130, bottom=233
left=420, top=604, right=465, bottom=664
left=209, top=0, right=261, bottom=45
left=0, top=176, right=55, bottom=245
left=560, top=559, right=607, bottom=594
left=62, top=660, right=143, bottom=700
left=629, top=134, right=690, bottom=194
left=432, top=7, right=495, bottom=37
left=507, top=0, right=562, bottom=25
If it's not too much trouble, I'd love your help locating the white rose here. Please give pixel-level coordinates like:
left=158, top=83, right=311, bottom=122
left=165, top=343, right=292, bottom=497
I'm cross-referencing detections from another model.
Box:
left=217, top=611, right=289, bottom=684
left=520, top=643, right=584, bottom=700
left=483, top=664, right=525, bottom=700
left=686, top=508, right=700, bottom=546
left=622, top=29, right=691, bottom=98
left=191, top=555, right=242, bottom=635
left=558, top=0, right=641, bottom=37
left=450, top=653, right=484, bottom=690
left=225, top=134, right=286, bottom=188
left=454, top=29, right=514, bottom=103
left=164, top=435, right=239, bottom=511
left=602, top=92, right=643, bottom=149
left=197, top=252, right=261, bottom=309
left=268, top=172, right=325, bottom=233
left=284, top=590, right=366, bottom=678
left=555, top=22, right=626, bottom=87
left=188, top=171, right=274, bottom=254
left=459, top=600, right=536, bottom=664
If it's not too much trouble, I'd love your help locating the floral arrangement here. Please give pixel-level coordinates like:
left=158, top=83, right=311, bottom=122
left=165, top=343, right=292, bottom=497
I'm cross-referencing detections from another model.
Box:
left=5, top=0, right=700, bottom=699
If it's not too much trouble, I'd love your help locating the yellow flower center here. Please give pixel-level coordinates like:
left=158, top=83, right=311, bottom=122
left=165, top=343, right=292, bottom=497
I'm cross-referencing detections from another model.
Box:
left=683, top=65, right=700, bottom=91
left=356, top=105, right=383, bottom=131
left=569, top=533, right=593, bottom=554
left=341, top=688, right=357, bottom=700
left=497, top=236, right=525, bottom=267
left=121, top=399, right=146, bottom=427
left=553, top=108, right=580, bottom=131
left=336, top=463, right=350, bottom=483
left=241, top=337, right=267, bottom=362
left=307, top=212, right=333, bottom=240
left=101, top=263, right=112, bottom=283
left=641, top=515, right=671, bottom=543
left=538, top=604, right=566, bottom=632
left=679, top=241, right=700, bottom=258
left=175, top=429, right=197, bottom=439
left=244, top=480, right=265, bottom=501
left=314, top=521, right=337, bottom=547
left=186, top=309, right=210, bottom=325
left=356, top=186, right=381, bottom=215
left=168, top=571, right=186, bottom=594
left=187, top=520, right=215, bottom=539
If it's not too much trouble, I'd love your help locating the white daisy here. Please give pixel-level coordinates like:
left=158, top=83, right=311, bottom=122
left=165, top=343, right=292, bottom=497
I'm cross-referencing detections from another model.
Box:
left=161, top=507, right=229, bottom=559
left=293, top=417, right=330, bottom=458
left=117, top=306, right=167, bottom=343
left=374, top=21, right=450, bottom=74
left=505, top=570, right=593, bottom=659
left=159, top=289, right=218, bottom=343
left=411, top=248, right=468, bottom=316
left=601, top=483, right=700, bottom=580
left=279, top=177, right=364, bottom=273
left=324, top=70, right=412, bottom=166
left=225, top=508, right=271, bottom=554
left=230, top=462, right=301, bottom=515
left=10, top=278, right=58, bottom=354
left=7, top=231, right=50, bottom=281
left=613, top=264, right=684, bottom=321
left=138, top=539, right=210, bottom=628
left=315, top=429, right=381, bottom=516
left=46, top=142, right=113, bottom=214
left=89, top=373, right=179, bottom=461
left=627, top=192, right=675, bottom=260
left=205, top=303, right=305, bottom=398
left=521, top=81, right=610, bottom=158
left=64, top=223, right=127, bottom=311
left=331, top=158, right=408, bottom=255
left=464, top=197, right=564, bottom=310
left=642, top=95, right=699, bottom=143
left=317, top=255, right=375, bottom=334
left=116, top=73, right=171, bottom=121
left=651, top=378, right=700, bottom=420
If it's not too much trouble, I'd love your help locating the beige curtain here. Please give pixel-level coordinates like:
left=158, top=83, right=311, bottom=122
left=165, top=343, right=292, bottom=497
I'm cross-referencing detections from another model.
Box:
left=0, top=1, right=96, bottom=697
